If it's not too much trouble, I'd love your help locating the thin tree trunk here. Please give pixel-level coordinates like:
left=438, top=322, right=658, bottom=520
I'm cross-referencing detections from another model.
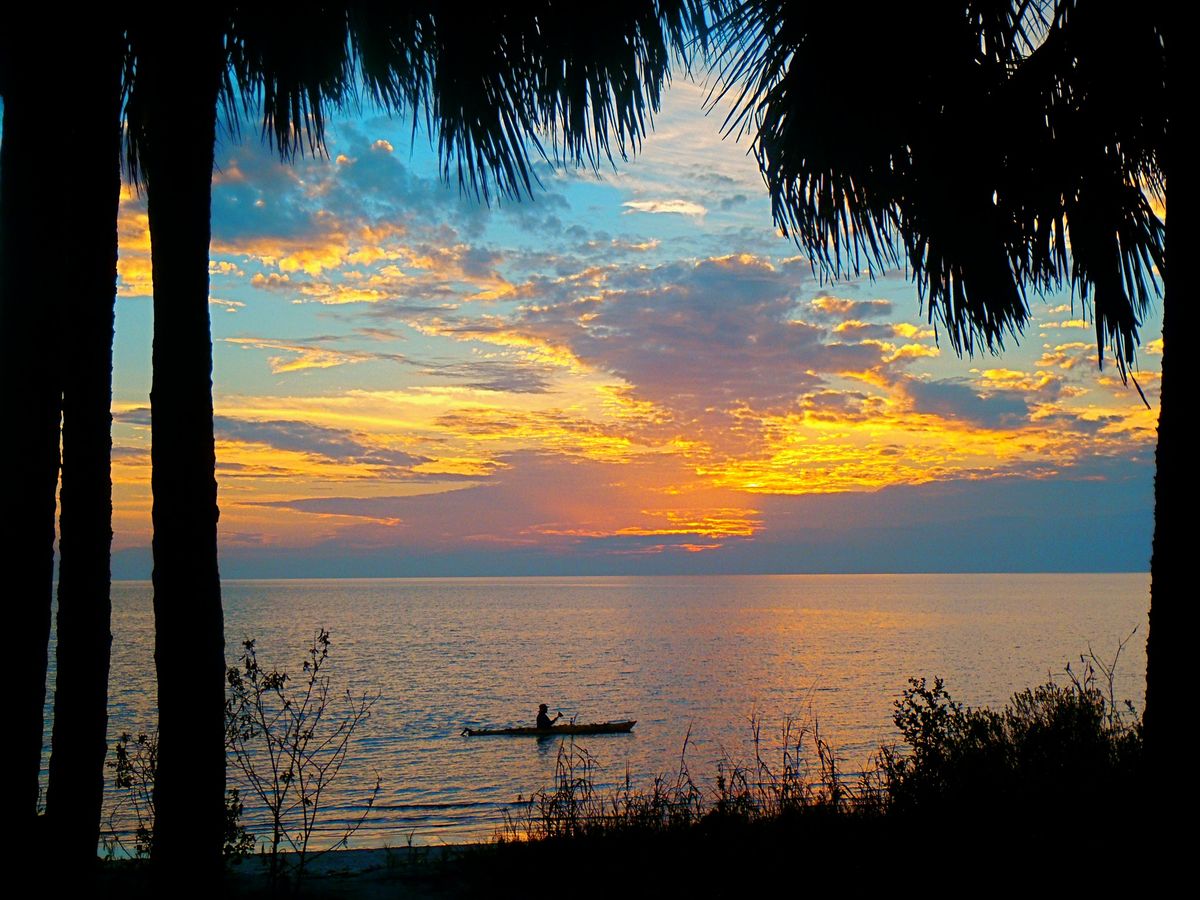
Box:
left=1143, top=9, right=1180, bottom=779
left=0, top=77, right=63, bottom=833
left=134, top=18, right=228, bottom=877
left=44, top=23, right=124, bottom=862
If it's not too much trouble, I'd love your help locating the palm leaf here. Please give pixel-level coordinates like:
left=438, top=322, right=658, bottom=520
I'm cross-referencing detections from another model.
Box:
left=708, top=0, right=1165, bottom=374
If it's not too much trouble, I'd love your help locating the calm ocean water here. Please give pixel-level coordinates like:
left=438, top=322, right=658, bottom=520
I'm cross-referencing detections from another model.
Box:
left=44, top=573, right=1148, bottom=849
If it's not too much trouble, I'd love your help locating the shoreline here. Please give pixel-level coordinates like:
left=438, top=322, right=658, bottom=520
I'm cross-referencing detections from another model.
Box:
left=98, top=844, right=481, bottom=898
left=90, top=814, right=1168, bottom=898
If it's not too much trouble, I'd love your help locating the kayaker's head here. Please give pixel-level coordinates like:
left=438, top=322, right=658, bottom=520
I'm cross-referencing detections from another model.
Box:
left=539, top=704, right=548, bottom=712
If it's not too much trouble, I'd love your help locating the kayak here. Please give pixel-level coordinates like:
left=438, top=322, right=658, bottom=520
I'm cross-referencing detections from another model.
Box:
left=461, top=720, right=636, bottom=737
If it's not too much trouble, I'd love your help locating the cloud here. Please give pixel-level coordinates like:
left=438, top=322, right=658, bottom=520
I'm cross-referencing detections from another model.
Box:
left=246, top=450, right=759, bottom=552
left=116, top=198, right=152, bottom=296
left=799, top=390, right=886, bottom=422
left=832, top=321, right=895, bottom=340
left=1032, top=411, right=1125, bottom=436
left=902, top=378, right=1031, bottom=429
left=187, top=452, right=1153, bottom=577
left=808, top=296, right=895, bottom=322
left=202, top=127, right=523, bottom=307
left=1037, top=342, right=1095, bottom=371
left=115, top=407, right=152, bottom=426
left=222, top=334, right=555, bottom=392
left=416, top=360, right=554, bottom=393
left=116, top=406, right=472, bottom=483
left=213, top=416, right=429, bottom=468
left=622, top=199, right=707, bottom=217
left=223, top=337, right=409, bottom=374
left=423, top=255, right=901, bottom=438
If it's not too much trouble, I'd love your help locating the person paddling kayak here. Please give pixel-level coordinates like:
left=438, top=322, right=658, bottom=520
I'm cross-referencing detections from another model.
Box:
left=536, top=704, right=562, bottom=729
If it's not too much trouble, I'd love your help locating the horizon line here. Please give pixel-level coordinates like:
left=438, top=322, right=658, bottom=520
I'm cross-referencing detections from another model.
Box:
left=105, top=569, right=1151, bottom=583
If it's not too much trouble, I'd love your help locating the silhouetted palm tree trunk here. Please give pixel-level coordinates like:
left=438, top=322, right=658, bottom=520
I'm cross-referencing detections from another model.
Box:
left=43, top=23, right=124, bottom=862
left=0, top=58, right=62, bottom=837
left=131, top=17, right=228, bottom=877
left=1144, top=17, right=1181, bottom=777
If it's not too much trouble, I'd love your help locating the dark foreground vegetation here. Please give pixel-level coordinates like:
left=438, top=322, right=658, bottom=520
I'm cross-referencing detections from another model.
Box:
left=461, top=661, right=1152, bottom=897
left=88, top=655, right=1172, bottom=897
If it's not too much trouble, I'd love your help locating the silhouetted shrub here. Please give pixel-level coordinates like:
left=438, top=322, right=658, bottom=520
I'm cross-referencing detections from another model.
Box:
left=104, top=628, right=378, bottom=877
left=106, top=730, right=253, bottom=859
left=880, top=657, right=1142, bottom=820
left=226, top=628, right=382, bottom=886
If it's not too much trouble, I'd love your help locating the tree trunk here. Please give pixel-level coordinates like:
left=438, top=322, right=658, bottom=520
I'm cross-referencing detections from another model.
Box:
left=0, top=74, right=63, bottom=834
left=134, top=18, right=228, bottom=877
left=1143, top=9, right=1181, bottom=781
left=44, top=23, right=124, bottom=862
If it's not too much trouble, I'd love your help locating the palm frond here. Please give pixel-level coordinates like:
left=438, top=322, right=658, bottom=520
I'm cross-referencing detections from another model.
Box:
left=123, top=11, right=231, bottom=187
left=227, top=2, right=705, bottom=204
left=225, top=6, right=358, bottom=161
left=708, top=0, right=1165, bottom=373
left=415, top=1, right=705, bottom=203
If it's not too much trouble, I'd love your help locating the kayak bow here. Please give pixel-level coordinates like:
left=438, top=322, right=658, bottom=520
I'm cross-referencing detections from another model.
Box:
left=461, top=720, right=636, bottom=737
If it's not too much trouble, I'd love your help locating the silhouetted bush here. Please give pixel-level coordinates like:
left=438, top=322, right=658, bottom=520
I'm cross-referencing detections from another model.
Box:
left=493, top=642, right=1143, bottom=869
left=468, top=654, right=1145, bottom=897
left=103, top=628, right=378, bottom=879
left=105, top=730, right=253, bottom=860
left=881, top=655, right=1142, bottom=821
left=226, top=628, right=381, bottom=887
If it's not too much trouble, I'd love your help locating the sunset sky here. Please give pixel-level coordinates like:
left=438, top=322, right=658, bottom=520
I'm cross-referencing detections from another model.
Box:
left=92, top=78, right=1159, bottom=578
